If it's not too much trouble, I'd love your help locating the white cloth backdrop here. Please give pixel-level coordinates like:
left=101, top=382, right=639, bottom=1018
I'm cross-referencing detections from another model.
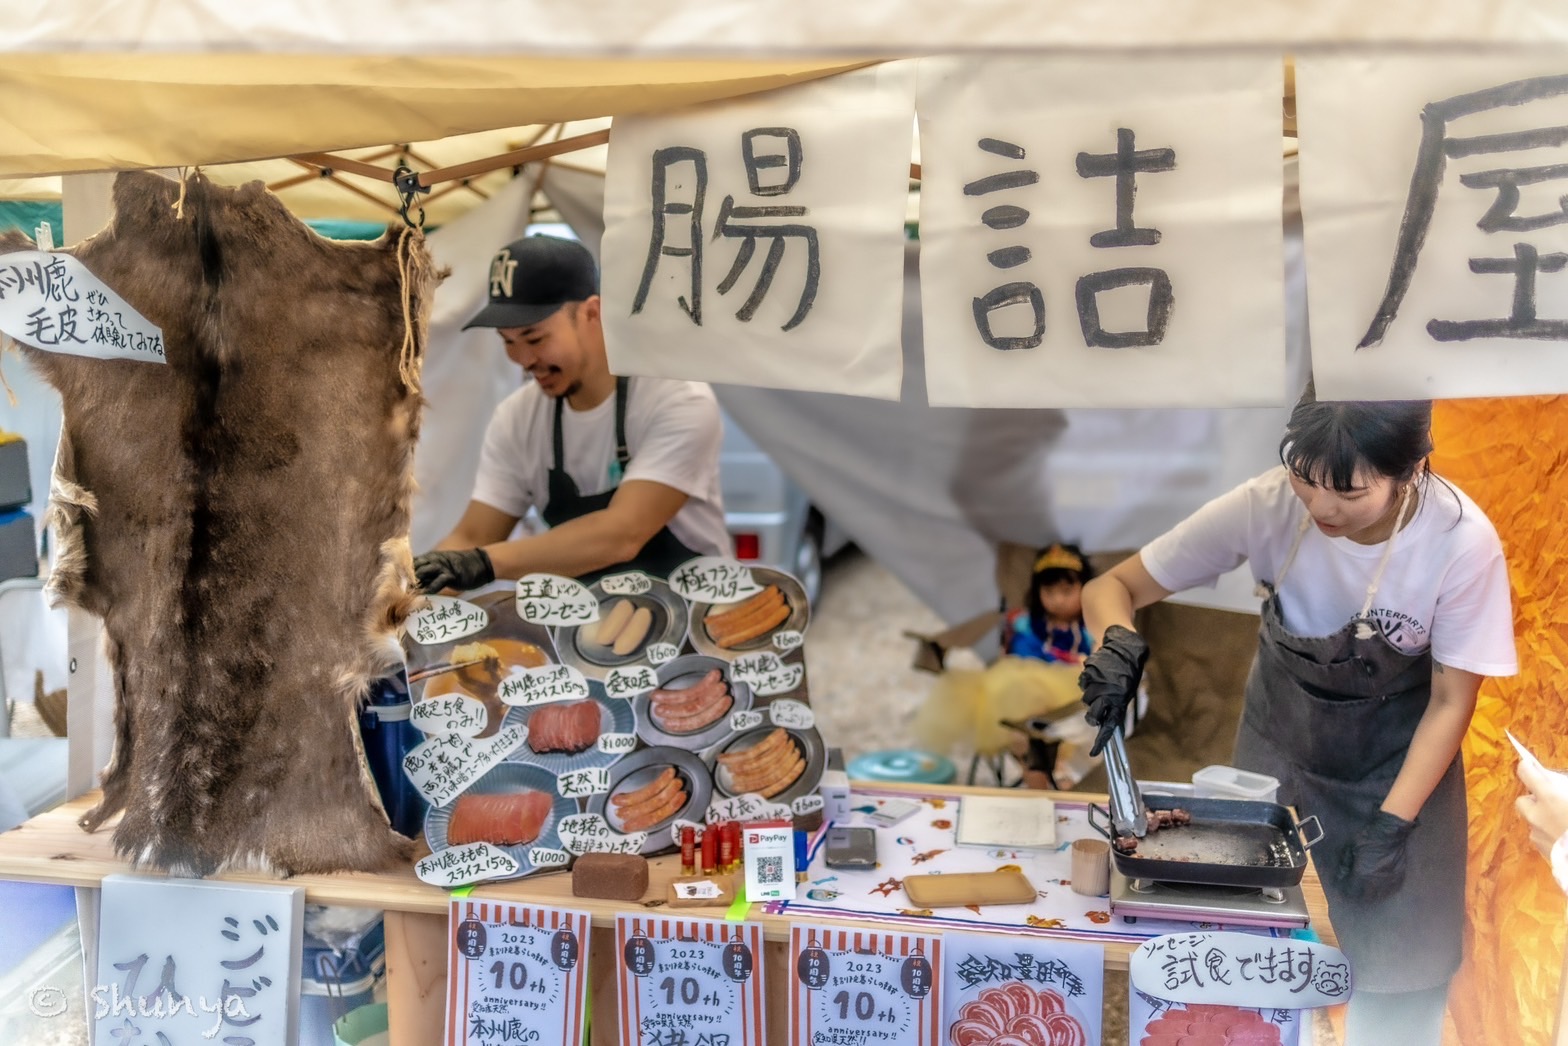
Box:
left=917, top=56, right=1286, bottom=407
left=602, top=63, right=915, bottom=399
left=1298, top=56, right=1568, bottom=400
left=407, top=175, right=537, bottom=552
left=548, top=159, right=1310, bottom=624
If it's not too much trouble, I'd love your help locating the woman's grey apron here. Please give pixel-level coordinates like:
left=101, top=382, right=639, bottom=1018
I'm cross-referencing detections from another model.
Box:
left=541, top=376, right=702, bottom=585
left=1232, top=490, right=1465, bottom=993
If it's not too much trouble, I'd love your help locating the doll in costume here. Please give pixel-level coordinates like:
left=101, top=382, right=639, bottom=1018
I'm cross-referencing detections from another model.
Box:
left=1005, top=544, right=1093, bottom=665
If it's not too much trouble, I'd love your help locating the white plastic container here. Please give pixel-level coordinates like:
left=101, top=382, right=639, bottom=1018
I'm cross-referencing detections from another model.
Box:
left=1192, top=764, right=1280, bottom=804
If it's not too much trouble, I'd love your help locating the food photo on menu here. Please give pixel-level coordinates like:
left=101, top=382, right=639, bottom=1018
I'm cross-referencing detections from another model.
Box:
left=398, top=558, right=825, bottom=884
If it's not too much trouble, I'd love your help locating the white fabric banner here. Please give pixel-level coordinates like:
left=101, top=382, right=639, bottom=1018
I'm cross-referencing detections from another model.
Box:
left=5, top=0, right=1568, bottom=53
left=601, top=63, right=914, bottom=400
left=916, top=56, right=1286, bottom=408
left=1298, top=56, right=1568, bottom=400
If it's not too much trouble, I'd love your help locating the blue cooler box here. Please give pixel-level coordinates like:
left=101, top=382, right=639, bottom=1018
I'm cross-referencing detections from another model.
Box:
left=299, top=917, right=386, bottom=1046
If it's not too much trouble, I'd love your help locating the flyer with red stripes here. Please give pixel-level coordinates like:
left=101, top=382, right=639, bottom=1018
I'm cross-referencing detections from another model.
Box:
left=445, top=900, right=592, bottom=1046
left=615, top=915, right=768, bottom=1046
left=788, top=923, right=942, bottom=1046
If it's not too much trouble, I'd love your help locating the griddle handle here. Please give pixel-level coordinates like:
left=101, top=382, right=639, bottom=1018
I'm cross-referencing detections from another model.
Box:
left=1087, top=802, right=1112, bottom=840
left=1296, top=814, right=1324, bottom=850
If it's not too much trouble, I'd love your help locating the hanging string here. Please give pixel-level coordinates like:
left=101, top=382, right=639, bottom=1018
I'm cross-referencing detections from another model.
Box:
left=0, top=336, right=18, bottom=408
left=394, top=226, right=423, bottom=393
left=171, top=166, right=196, bottom=220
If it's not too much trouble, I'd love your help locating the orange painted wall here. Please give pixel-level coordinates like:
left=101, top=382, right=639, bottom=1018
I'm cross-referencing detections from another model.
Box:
left=1432, top=396, right=1568, bottom=1046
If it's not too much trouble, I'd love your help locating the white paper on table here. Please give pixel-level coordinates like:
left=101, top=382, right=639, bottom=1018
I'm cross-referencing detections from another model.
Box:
left=916, top=55, right=1285, bottom=408
left=1298, top=57, right=1568, bottom=400
left=602, top=63, right=915, bottom=400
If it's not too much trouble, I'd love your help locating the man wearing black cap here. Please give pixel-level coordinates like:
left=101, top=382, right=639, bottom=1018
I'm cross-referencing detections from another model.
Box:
left=412, top=235, right=729, bottom=593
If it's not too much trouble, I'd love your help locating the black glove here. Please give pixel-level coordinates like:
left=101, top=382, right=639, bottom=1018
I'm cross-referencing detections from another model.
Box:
left=1337, top=810, right=1417, bottom=902
left=1080, top=624, right=1150, bottom=757
left=412, top=548, right=495, bottom=594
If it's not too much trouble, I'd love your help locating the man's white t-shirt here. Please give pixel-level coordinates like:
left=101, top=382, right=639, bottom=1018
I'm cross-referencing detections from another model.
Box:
left=471, top=376, right=731, bottom=559
left=1141, top=466, right=1517, bottom=677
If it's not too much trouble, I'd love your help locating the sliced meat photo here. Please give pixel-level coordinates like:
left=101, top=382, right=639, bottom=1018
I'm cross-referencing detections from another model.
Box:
left=704, top=586, right=791, bottom=649
left=447, top=790, right=554, bottom=848
left=650, top=669, right=734, bottom=734
left=526, top=700, right=602, bottom=755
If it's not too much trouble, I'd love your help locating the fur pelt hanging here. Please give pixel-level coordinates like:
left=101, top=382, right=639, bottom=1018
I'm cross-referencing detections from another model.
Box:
left=0, top=170, right=437, bottom=876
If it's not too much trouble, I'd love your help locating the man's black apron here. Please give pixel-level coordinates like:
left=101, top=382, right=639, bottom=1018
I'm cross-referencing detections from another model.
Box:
left=541, top=377, right=702, bottom=584
left=1231, top=493, right=1465, bottom=993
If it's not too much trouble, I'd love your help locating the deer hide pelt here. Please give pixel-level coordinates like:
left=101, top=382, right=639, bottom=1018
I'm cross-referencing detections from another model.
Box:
left=0, top=170, right=435, bottom=876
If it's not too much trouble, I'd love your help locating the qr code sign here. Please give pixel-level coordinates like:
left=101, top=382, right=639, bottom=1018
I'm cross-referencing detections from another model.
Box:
left=757, top=856, right=785, bottom=884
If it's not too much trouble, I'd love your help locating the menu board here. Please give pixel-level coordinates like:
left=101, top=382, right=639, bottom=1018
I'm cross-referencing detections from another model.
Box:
left=788, top=923, right=942, bottom=1046
left=402, top=559, right=826, bottom=883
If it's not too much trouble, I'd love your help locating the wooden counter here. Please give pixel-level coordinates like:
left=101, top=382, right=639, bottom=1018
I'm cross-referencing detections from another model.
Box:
left=0, top=784, right=1337, bottom=1044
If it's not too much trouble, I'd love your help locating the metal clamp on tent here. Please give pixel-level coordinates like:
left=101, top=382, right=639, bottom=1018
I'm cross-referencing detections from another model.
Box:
left=392, top=165, right=430, bottom=229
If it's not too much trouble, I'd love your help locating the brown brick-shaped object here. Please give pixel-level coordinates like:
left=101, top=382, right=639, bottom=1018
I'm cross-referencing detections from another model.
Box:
left=571, top=852, right=651, bottom=901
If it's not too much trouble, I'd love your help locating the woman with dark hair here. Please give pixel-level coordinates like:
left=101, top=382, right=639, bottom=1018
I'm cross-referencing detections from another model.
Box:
left=1078, top=386, right=1516, bottom=1046
left=1005, top=543, right=1094, bottom=665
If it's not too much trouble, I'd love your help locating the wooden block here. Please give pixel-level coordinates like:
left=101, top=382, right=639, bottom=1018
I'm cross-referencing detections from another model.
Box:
left=667, top=874, right=737, bottom=908
left=571, top=853, right=650, bottom=901
left=902, top=870, right=1036, bottom=908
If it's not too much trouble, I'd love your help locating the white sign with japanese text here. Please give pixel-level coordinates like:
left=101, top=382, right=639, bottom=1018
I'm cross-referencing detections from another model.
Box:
left=446, top=900, right=592, bottom=1046
left=917, top=55, right=1285, bottom=407
left=941, top=931, right=1105, bottom=1046
left=788, top=924, right=942, bottom=1046
left=1298, top=57, right=1568, bottom=399
left=1130, top=931, right=1351, bottom=1010
left=515, top=574, right=599, bottom=627
left=616, top=915, right=768, bottom=1046
left=0, top=251, right=166, bottom=363
left=95, top=875, right=304, bottom=1046
left=403, top=725, right=527, bottom=808
left=603, top=63, right=915, bottom=400
left=410, top=596, right=491, bottom=646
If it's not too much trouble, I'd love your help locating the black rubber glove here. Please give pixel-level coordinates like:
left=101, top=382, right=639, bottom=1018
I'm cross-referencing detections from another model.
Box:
left=1337, top=810, right=1417, bottom=902
left=412, top=548, right=495, bottom=594
left=1079, top=624, right=1150, bottom=757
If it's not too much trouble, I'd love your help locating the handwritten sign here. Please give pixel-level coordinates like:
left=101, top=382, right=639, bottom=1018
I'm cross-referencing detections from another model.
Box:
left=598, top=732, right=639, bottom=755
left=767, top=700, right=815, bottom=730
left=732, top=651, right=783, bottom=678
left=528, top=847, right=573, bottom=871
left=410, top=694, right=489, bottom=737
left=558, top=812, right=649, bottom=856
left=670, top=818, right=706, bottom=848
left=416, top=842, right=520, bottom=887
left=617, top=915, right=768, bottom=1046
left=602, top=571, right=655, bottom=596
left=557, top=767, right=612, bottom=799
left=645, top=642, right=681, bottom=666
left=706, top=794, right=791, bottom=825
left=1130, top=989, right=1302, bottom=1046
left=1130, top=932, right=1351, bottom=1010
left=606, top=665, right=658, bottom=699
left=0, top=251, right=167, bottom=364
left=498, top=663, right=591, bottom=707
left=788, top=925, right=941, bottom=1046
left=792, top=794, right=826, bottom=816
left=773, top=630, right=805, bottom=653
left=403, top=725, right=527, bottom=808
left=669, top=557, right=763, bottom=604
left=730, top=709, right=767, bottom=732
left=516, top=573, right=600, bottom=626
left=941, top=930, right=1105, bottom=1046
left=446, top=900, right=591, bottom=1046
left=95, top=875, right=303, bottom=1046
left=410, top=595, right=490, bottom=646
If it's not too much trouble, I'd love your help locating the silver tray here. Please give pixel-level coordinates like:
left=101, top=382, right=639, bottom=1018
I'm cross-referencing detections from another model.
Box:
left=587, top=746, right=713, bottom=855
left=553, top=574, right=689, bottom=680
left=687, top=567, right=809, bottom=660
left=711, top=723, right=826, bottom=808
left=633, top=655, right=753, bottom=752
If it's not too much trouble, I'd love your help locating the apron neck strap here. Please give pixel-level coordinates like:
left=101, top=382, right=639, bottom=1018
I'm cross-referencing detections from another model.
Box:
left=1273, top=508, right=1315, bottom=590
left=552, top=377, right=632, bottom=474
left=1353, top=481, right=1416, bottom=632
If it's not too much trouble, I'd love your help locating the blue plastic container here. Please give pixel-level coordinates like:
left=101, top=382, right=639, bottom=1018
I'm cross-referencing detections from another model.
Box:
left=299, top=918, right=386, bottom=1046
left=848, top=748, right=957, bottom=785
left=358, top=672, right=427, bottom=838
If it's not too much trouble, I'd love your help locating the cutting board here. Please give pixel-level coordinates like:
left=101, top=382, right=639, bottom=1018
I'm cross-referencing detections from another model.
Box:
left=903, top=870, right=1037, bottom=908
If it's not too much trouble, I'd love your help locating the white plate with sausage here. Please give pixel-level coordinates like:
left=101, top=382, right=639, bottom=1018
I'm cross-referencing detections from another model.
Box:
left=633, top=655, right=754, bottom=751
left=553, top=575, right=689, bottom=680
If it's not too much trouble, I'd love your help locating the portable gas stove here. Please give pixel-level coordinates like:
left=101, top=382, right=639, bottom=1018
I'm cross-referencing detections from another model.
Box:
left=1109, top=866, right=1311, bottom=929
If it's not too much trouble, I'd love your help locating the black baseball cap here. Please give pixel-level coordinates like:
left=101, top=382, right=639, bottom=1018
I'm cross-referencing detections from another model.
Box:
left=463, top=234, right=599, bottom=330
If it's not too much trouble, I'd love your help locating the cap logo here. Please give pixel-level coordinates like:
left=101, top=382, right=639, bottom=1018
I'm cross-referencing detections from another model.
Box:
left=489, top=249, right=518, bottom=300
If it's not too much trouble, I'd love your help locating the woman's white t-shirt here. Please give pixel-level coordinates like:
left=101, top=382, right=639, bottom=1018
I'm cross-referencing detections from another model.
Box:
left=471, top=376, right=732, bottom=558
left=1140, top=466, right=1517, bottom=677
